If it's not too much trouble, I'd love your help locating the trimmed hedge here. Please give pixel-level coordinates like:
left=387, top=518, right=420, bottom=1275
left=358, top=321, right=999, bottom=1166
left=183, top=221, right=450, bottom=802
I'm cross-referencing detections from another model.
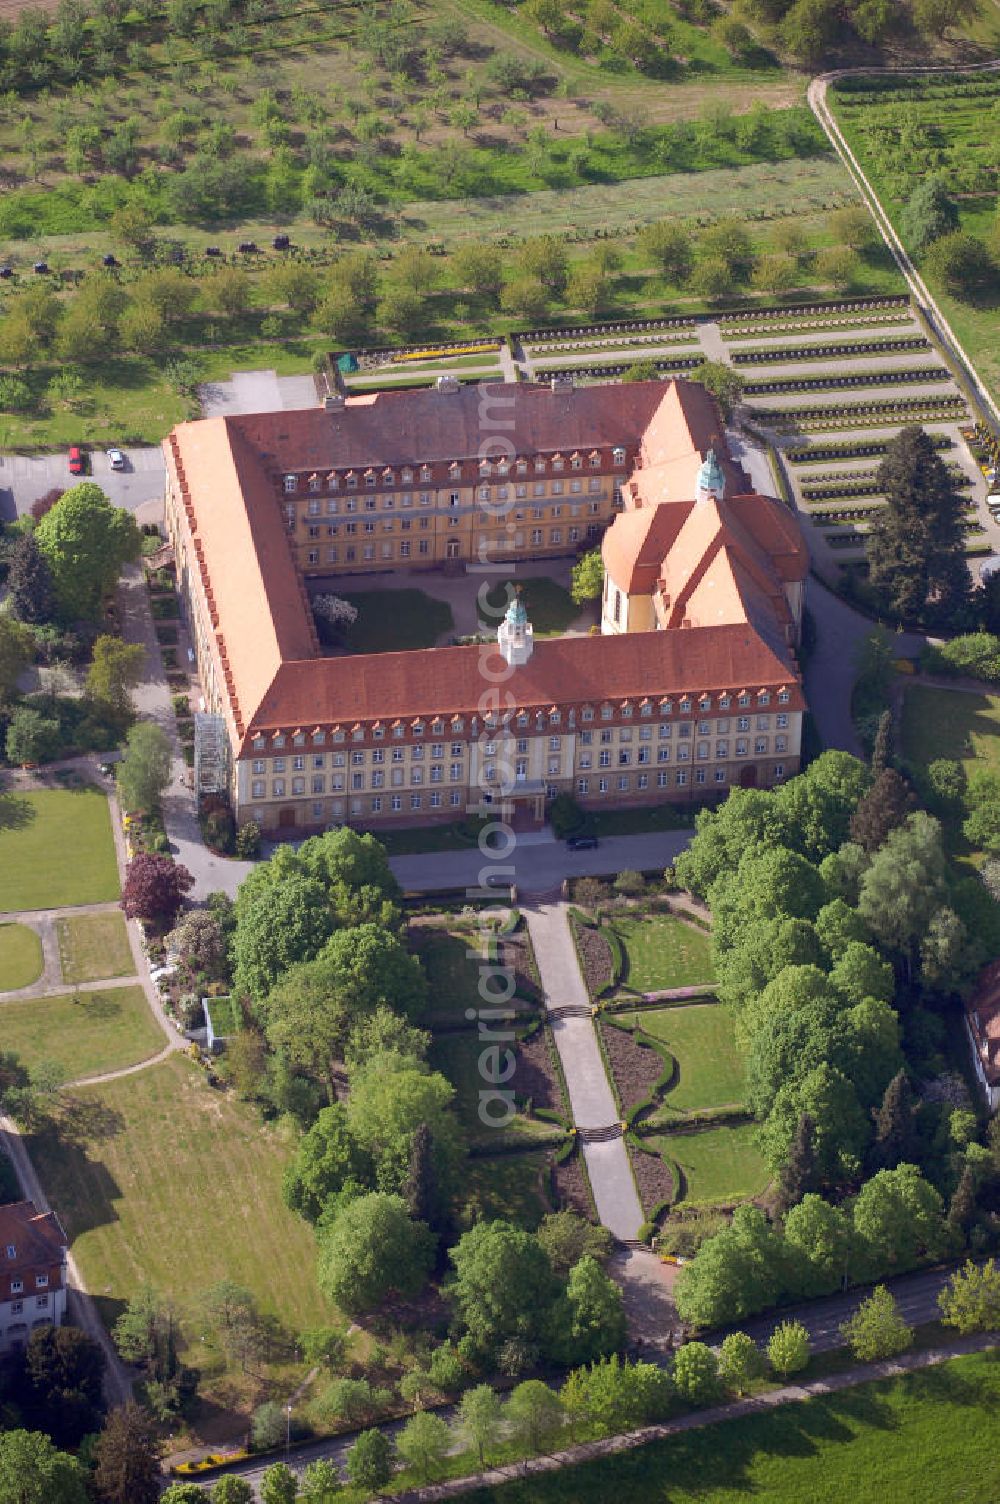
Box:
left=745, top=366, right=949, bottom=396
left=732, top=335, right=929, bottom=365
left=785, top=433, right=952, bottom=463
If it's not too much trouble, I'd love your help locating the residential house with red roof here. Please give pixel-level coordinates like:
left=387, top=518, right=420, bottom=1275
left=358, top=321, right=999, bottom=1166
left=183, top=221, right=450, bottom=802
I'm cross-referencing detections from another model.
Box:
left=0, top=1200, right=68, bottom=1353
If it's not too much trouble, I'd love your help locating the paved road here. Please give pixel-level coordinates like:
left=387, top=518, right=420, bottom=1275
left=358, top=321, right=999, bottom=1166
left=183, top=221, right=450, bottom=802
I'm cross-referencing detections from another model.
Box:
left=731, top=1263, right=964, bottom=1355
left=390, top=829, right=694, bottom=897
left=0, top=444, right=166, bottom=521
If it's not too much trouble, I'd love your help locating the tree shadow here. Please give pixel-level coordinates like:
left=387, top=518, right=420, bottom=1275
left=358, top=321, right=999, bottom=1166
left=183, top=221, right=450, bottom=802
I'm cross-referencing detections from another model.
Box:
left=0, top=794, right=35, bottom=831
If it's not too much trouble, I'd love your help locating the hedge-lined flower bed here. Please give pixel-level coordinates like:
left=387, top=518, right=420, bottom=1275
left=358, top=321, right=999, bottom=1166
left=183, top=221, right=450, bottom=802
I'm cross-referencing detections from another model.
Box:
left=718, top=293, right=908, bottom=325
left=552, top=1139, right=597, bottom=1221
left=569, top=912, right=615, bottom=998
left=755, top=394, right=967, bottom=431
left=802, top=470, right=971, bottom=503
left=785, top=433, right=953, bottom=464
left=535, top=356, right=699, bottom=381
left=516, top=314, right=696, bottom=342
left=732, top=335, right=929, bottom=365
left=599, top=1018, right=669, bottom=1119
left=627, top=1138, right=676, bottom=1220
left=723, top=311, right=914, bottom=340
left=745, top=366, right=949, bottom=396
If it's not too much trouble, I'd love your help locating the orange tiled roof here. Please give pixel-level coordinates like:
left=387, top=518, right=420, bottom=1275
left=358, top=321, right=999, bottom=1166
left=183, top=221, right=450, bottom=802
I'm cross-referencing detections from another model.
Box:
left=231, top=380, right=672, bottom=469
left=967, top=961, right=1000, bottom=1086
left=0, top=1201, right=66, bottom=1270
left=244, top=624, right=804, bottom=750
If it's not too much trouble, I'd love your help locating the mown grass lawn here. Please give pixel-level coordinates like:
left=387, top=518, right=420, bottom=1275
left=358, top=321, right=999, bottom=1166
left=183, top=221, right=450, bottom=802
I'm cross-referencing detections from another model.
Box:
left=0, top=788, right=119, bottom=911
left=618, top=1003, right=745, bottom=1115
left=341, top=588, right=455, bottom=653
left=461, top=1150, right=553, bottom=1231
left=614, top=913, right=715, bottom=991
left=0, top=922, right=43, bottom=990
left=29, top=1054, right=332, bottom=1337
left=482, top=577, right=580, bottom=638
left=56, top=912, right=134, bottom=985
left=418, top=928, right=483, bottom=1020
left=901, top=685, right=1000, bottom=774
left=429, top=1031, right=554, bottom=1147
left=1, top=986, right=162, bottom=1082
left=648, top=1122, right=768, bottom=1206
left=462, top=1351, right=1000, bottom=1504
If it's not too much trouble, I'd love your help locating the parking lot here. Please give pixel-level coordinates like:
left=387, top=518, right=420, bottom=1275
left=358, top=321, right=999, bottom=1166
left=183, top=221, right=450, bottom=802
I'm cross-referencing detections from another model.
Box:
left=0, top=444, right=166, bottom=522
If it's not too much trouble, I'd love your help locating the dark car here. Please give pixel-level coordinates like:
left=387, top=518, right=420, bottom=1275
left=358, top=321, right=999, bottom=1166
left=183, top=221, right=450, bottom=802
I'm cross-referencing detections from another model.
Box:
left=68, top=445, right=85, bottom=475
left=567, top=835, right=598, bottom=850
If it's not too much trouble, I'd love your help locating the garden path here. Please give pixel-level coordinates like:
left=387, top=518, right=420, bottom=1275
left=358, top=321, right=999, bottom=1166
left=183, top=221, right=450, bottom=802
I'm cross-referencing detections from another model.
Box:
left=521, top=900, right=643, bottom=1242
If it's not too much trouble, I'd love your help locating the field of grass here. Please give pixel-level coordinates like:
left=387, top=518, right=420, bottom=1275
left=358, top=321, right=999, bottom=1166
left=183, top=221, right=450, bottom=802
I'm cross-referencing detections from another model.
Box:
left=429, top=1030, right=556, bottom=1147
left=0, top=788, right=119, bottom=911
left=618, top=1003, right=745, bottom=1116
left=341, top=588, right=455, bottom=653
left=613, top=913, right=715, bottom=992
left=461, top=1149, right=553, bottom=1231
left=463, top=1351, right=1000, bottom=1504
left=648, top=1121, right=768, bottom=1205
left=416, top=929, right=482, bottom=1020
left=0, top=985, right=162, bottom=1081
left=0, top=922, right=43, bottom=990
left=28, top=1053, right=331, bottom=1336
left=482, top=577, right=579, bottom=638
left=901, top=684, right=1000, bottom=776
left=56, top=911, right=134, bottom=985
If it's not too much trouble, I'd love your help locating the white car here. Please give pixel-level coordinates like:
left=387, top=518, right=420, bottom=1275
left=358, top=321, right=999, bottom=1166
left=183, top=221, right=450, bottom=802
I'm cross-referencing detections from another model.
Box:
left=106, top=447, right=126, bottom=470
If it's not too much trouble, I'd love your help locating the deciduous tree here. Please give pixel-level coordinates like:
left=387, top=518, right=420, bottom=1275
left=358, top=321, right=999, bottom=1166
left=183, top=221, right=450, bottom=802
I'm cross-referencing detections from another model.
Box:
left=939, top=1258, right=1000, bottom=1333
left=317, top=1192, right=435, bottom=1314
left=718, top=1331, right=764, bottom=1395
left=116, top=721, right=171, bottom=813
left=93, top=1403, right=161, bottom=1504
left=35, top=483, right=141, bottom=622
left=86, top=636, right=146, bottom=726
left=0, top=1429, right=89, bottom=1504
left=840, top=1284, right=912, bottom=1360
left=121, top=853, right=194, bottom=928
left=345, top=1429, right=394, bottom=1493
left=766, top=1320, right=810, bottom=1377
left=397, top=1410, right=450, bottom=1482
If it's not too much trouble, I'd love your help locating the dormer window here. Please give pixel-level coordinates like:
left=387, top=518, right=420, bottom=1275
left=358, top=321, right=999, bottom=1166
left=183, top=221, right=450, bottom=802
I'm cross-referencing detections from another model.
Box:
left=534, top=457, right=545, bottom=473
left=589, top=451, right=601, bottom=468
left=601, top=704, right=613, bottom=720
left=660, top=699, right=673, bottom=716
left=738, top=692, right=750, bottom=707
left=400, top=467, right=413, bottom=485
left=517, top=713, right=529, bottom=728
left=699, top=697, right=711, bottom=712
left=640, top=700, right=652, bottom=717
left=293, top=731, right=305, bottom=746
left=253, top=736, right=265, bottom=751
left=273, top=733, right=285, bottom=748
left=680, top=698, right=692, bottom=714
left=308, top=474, right=321, bottom=492
left=449, top=463, right=461, bottom=478
left=479, top=458, right=491, bottom=474
left=333, top=728, right=345, bottom=743
left=621, top=703, right=633, bottom=718
left=612, top=447, right=625, bottom=465
left=582, top=706, right=594, bottom=721
left=759, top=691, right=770, bottom=705
left=451, top=717, right=463, bottom=733
left=382, top=468, right=394, bottom=484
left=373, top=724, right=385, bottom=739
left=283, top=474, right=297, bottom=493
left=327, top=471, right=339, bottom=489
left=420, top=465, right=432, bottom=482
left=516, top=459, right=528, bottom=475
left=364, top=469, right=376, bottom=486
left=719, top=695, right=731, bottom=709
left=570, top=453, right=582, bottom=470
left=412, top=721, right=425, bottom=736
left=346, top=471, right=357, bottom=488
left=552, top=455, right=564, bottom=472
left=549, top=710, right=560, bottom=725
left=431, top=719, right=445, bottom=736
left=352, top=726, right=364, bottom=742
left=778, top=690, right=790, bottom=704
left=312, top=729, right=326, bottom=744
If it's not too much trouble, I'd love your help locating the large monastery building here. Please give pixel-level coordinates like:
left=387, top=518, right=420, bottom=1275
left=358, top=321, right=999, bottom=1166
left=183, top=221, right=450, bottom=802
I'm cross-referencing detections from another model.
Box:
left=164, top=378, right=809, bottom=834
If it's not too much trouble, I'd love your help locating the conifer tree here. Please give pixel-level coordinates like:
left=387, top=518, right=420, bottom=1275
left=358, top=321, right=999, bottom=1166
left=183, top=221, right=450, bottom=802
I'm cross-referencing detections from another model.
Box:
left=776, top=1112, right=817, bottom=1213
left=866, top=425, right=969, bottom=626
left=870, top=709, right=893, bottom=776
left=7, top=531, right=54, bottom=624
left=849, top=768, right=915, bottom=853
left=871, top=1070, right=918, bottom=1172
left=947, top=1164, right=978, bottom=1239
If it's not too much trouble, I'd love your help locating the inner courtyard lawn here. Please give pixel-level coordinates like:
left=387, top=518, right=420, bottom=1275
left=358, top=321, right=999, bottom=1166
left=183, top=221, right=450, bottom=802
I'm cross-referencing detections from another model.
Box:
left=613, top=913, right=715, bottom=991
left=0, top=788, right=119, bottom=911
left=617, top=1003, right=746, bottom=1115
left=341, top=588, right=455, bottom=653
left=463, top=1351, right=1000, bottom=1504
left=28, top=1054, right=332, bottom=1336
left=647, top=1122, right=769, bottom=1206
left=0, top=923, right=43, bottom=990
left=56, top=912, right=134, bottom=985
left=483, top=577, right=580, bottom=638
left=0, top=986, right=163, bottom=1082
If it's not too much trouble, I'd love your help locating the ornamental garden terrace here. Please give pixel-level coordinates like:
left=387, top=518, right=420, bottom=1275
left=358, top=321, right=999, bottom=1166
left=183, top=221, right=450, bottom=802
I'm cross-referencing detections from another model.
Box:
left=164, top=378, right=809, bottom=835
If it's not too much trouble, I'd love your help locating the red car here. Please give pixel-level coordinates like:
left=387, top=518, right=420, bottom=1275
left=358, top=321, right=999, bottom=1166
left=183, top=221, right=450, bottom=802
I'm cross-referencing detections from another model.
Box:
left=68, top=445, right=85, bottom=475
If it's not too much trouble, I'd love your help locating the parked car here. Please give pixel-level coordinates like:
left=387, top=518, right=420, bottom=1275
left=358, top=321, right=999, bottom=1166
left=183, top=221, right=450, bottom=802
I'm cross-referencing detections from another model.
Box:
left=567, top=834, right=598, bottom=850
left=106, top=447, right=126, bottom=471
left=68, top=445, right=85, bottom=474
